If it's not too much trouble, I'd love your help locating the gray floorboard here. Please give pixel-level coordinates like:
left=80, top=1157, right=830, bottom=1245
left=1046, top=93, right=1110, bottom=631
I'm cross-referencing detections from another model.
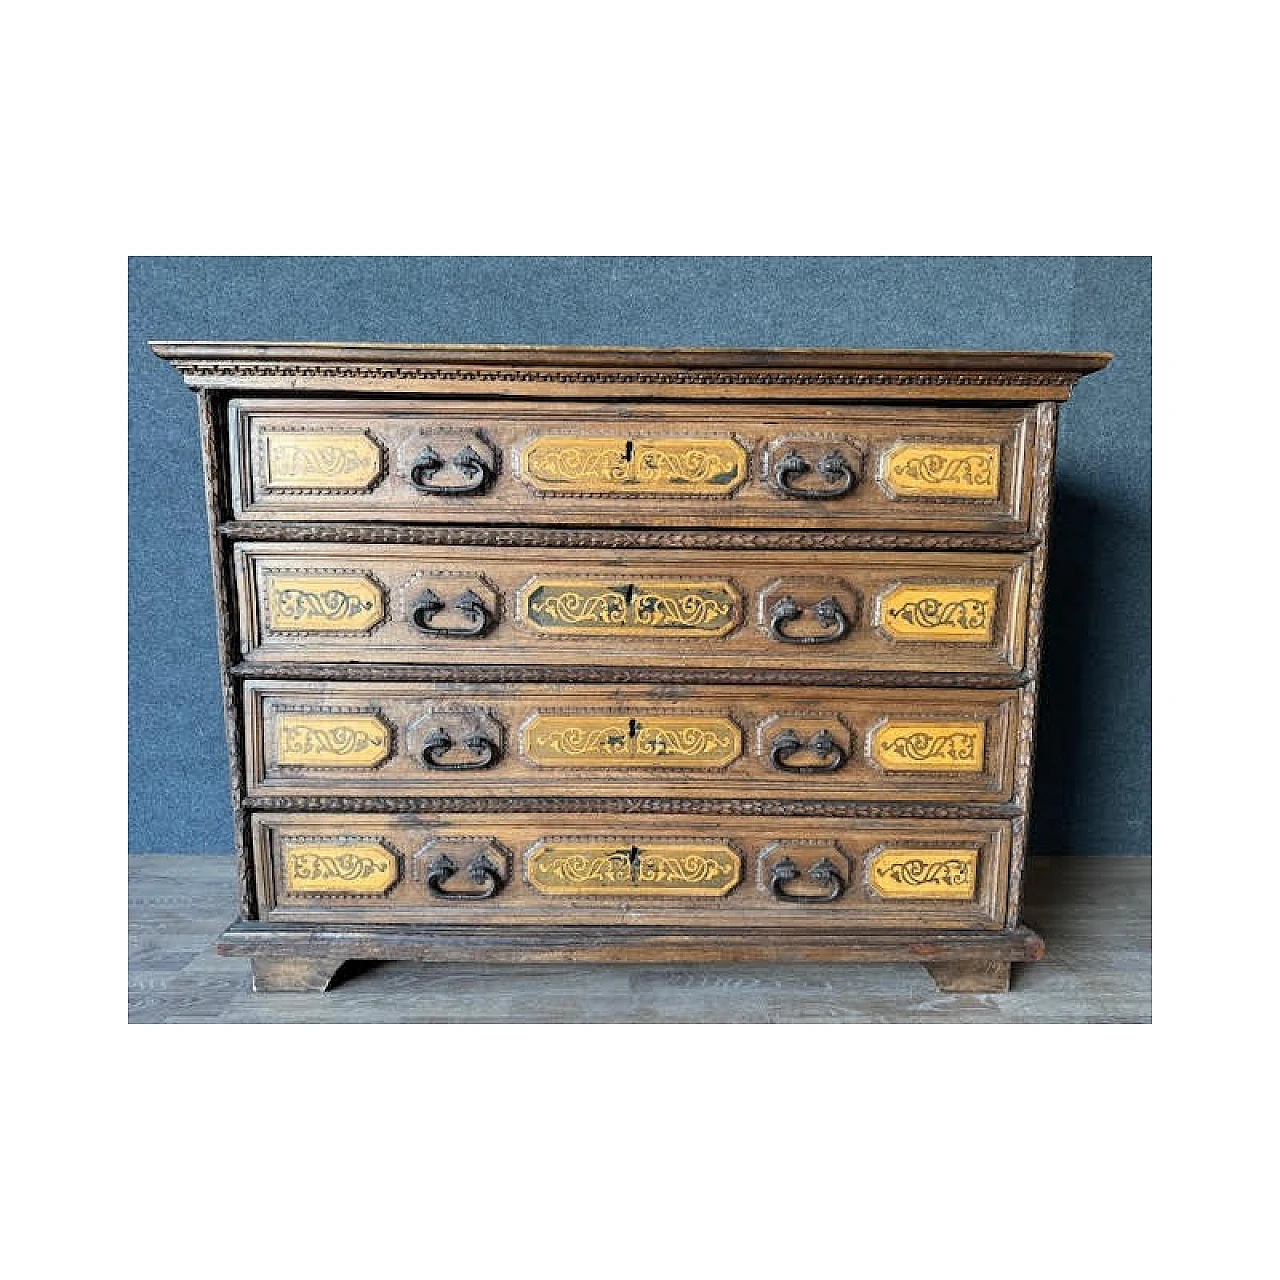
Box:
left=127, top=854, right=1151, bottom=1023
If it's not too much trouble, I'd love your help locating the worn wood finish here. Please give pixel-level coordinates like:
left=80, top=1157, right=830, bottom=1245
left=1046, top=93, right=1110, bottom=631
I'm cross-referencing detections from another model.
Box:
left=242, top=680, right=1020, bottom=803
left=151, top=342, right=1111, bottom=997
left=129, top=854, right=1151, bottom=1021
left=150, top=343, right=1113, bottom=402
left=249, top=811, right=1013, bottom=930
left=233, top=543, right=1032, bottom=675
left=226, top=397, right=1036, bottom=531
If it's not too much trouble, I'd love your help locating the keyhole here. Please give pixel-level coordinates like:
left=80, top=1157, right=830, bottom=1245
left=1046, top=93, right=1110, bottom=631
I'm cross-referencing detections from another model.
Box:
left=623, top=440, right=635, bottom=462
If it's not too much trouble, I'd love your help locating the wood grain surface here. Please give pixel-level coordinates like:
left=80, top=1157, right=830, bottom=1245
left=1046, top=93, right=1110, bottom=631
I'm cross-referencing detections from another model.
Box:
left=128, top=854, right=1151, bottom=1023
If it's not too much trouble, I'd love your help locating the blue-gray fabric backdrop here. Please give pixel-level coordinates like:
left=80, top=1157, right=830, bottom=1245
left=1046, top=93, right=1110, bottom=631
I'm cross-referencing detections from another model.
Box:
left=128, top=256, right=1151, bottom=854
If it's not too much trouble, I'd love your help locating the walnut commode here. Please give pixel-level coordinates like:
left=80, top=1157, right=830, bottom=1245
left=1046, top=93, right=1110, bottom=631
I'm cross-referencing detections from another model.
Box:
left=152, top=343, right=1110, bottom=993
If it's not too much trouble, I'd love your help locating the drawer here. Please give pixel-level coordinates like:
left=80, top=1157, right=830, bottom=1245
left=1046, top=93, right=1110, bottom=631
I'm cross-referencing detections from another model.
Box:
left=233, top=544, right=1031, bottom=677
left=252, top=812, right=1011, bottom=929
left=227, top=398, right=1035, bottom=532
left=243, top=681, right=1020, bottom=802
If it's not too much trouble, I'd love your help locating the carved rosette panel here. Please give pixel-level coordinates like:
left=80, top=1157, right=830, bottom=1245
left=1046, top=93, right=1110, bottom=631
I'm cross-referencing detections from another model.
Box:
left=869, top=720, right=986, bottom=773
left=519, top=578, right=741, bottom=636
left=526, top=840, right=741, bottom=896
left=877, top=584, right=996, bottom=642
left=275, top=711, right=394, bottom=769
left=881, top=443, right=1001, bottom=499
left=281, top=837, right=400, bottom=896
left=521, top=713, right=741, bottom=768
left=518, top=435, right=748, bottom=495
left=261, top=428, right=385, bottom=492
left=867, top=848, right=978, bottom=900
left=262, top=571, right=386, bottom=634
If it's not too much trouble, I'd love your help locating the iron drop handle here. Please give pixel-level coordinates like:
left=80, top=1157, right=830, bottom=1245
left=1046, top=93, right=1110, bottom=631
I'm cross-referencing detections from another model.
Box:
left=410, top=443, right=495, bottom=496
left=411, top=588, right=494, bottom=639
left=426, top=851, right=506, bottom=900
left=769, top=856, right=846, bottom=903
left=769, top=595, right=849, bottom=645
left=769, top=728, right=848, bottom=773
left=773, top=449, right=856, bottom=499
left=422, top=727, right=500, bottom=771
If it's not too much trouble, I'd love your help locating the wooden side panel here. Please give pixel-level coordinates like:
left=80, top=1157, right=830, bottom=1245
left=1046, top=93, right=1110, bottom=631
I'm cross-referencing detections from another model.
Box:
left=233, top=544, right=1031, bottom=676
left=252, top=813, right=1011, bottom=929
left=227, top=399, right=1035, bottom=532
left=242, top=681, right=1021, bottom=802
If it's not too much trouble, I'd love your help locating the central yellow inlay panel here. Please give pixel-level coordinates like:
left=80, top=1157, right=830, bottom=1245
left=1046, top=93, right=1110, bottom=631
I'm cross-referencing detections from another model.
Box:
left=523, top=714, right=741, bottom=768
left=527, top=841, right=741, bottom=896
left=520, top=435, right=748, bottom=495
left=520, top=578, right=740, bottom=636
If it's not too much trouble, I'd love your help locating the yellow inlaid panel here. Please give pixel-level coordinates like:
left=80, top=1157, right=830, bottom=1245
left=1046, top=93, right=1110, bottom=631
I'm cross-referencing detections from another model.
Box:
left=879, top=584, right=996, bottom=642
left=521, top=436, right=748, bottom=495
left=871, top=720, right=986, bottom=772
left=520, top=579, right=740, bottom=636
left=276, top=713, right=392, bottom=768
left=869, top=848, right=979, bottom=899
left=883, top=443, right=1001, bottom=498
left=522, top=713, right=741, bottom=768
left=263, top=430, right=383, bottom=489
left=283, top=841, right=399, bottom=895
left=527, top=841, right=741, bottom=896
left=263, top=573, right=385, bottom=633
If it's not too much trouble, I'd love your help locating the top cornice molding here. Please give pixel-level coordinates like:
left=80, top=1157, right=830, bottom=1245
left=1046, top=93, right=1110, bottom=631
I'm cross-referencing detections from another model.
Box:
left=149, top=342, right=1112, bottom=401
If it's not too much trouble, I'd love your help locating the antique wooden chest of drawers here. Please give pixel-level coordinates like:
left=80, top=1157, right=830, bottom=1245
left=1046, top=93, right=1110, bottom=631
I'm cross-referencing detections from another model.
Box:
left=152, top=342, right=1110, bottom=993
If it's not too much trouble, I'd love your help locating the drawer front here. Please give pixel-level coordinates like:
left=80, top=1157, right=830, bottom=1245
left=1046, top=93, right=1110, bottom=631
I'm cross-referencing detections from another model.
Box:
left=234, top=544, right=1031, bottom=676
left=253, top=813, right=1011, bottom=929
left=228, top=398, right=1035, bottom=532
left=244, top=681, right=1020, bottom=802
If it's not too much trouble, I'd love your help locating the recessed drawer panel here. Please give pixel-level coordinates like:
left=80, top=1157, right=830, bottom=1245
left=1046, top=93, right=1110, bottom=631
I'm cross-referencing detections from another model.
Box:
left=227, top=398, right=1034, bottom=532
left=243, top=681, right=1020, bottom=802
left=253, top=813, right=1011, bottom=930
left=233, top=544, right=1031, bottom=677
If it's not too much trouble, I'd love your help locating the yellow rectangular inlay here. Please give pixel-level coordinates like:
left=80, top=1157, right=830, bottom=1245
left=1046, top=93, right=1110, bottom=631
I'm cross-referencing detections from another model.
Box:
left=263, top=572, right=385, bottom=633
left=869, top=848, right=978, bottom=899
left=520, top=436, right=748, bottom=495
left=883, top=443, right=1001, bottom=498
left=527, top=841, right=741, bottom=896
left=523, top=714, right=741, bottom=768
left=276, top=713, right=392, bottom=768
left=879, top=584, right=997, bottom=642
left=283, top=841, right=399, bottom=895
left=521, top=579, right=739, bottom=636
left=263, top=430, right=383, bottom=489
left=870, top=720, right=986, bottom=772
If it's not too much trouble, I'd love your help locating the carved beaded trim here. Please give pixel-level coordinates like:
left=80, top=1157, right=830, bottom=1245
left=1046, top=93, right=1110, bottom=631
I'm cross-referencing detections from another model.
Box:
left=176, top=360, right=1082, bottom=389
left=247, top=794, right=1020, bottom=819
left=221, top=521, right=1037, bottom=553
left=233, top=661, right=1028, bottom=689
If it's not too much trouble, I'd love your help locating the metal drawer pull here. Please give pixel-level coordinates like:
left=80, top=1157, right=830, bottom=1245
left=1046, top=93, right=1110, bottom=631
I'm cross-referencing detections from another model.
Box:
left=422, top=727, right=500, bottom=771
left=769, top=856, right=846, bottom=904
left=411, top=588, right=494, bottom=638
left=773, top=449, right=856, bottom=499
left=426, top=851, right=506, bottom=900
left=409, top=443, right=495, bottom=495
left=769, top=595, right=849, bottom=645
left=769, top=728, right=848, bottom=773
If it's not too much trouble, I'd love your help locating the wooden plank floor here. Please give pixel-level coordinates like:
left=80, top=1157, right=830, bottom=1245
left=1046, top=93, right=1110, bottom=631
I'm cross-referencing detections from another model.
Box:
left=128, top=854, right=1151, bottom=1023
